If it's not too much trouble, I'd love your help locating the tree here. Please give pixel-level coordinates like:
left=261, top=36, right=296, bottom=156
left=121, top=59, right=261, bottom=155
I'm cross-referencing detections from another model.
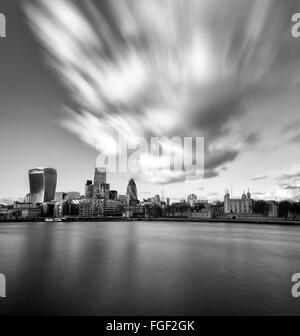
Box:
left=253, top=200, right=269, bottom=216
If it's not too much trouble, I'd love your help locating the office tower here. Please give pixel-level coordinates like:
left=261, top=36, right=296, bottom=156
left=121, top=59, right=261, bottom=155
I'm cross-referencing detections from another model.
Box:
left=25, top=193, right=32, bottom=203
left=94, top=167, right=106, bottom=186
left=85, top=180, right=93, bottom=198
left=126, top=178, right=138, bottom=206
left=29, top=167, right=57, bottom=203
left=118, top=194, right=128, bottom=205
left=101, top=183, right=110, bottom=199
left=109, top=190, right=118, bottom=200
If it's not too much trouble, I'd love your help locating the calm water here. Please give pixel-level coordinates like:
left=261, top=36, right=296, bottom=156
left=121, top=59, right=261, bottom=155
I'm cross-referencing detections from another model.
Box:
left=0, top=221, right=299, bottom=315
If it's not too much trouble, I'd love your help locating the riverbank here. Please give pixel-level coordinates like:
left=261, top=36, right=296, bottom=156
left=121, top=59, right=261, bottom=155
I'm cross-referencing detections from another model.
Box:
left=1, top=217, right=300, bottom=225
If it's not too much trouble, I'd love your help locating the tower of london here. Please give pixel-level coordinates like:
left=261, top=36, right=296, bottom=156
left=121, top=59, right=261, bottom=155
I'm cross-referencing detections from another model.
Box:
left=224, top=190, right=253, bottom=214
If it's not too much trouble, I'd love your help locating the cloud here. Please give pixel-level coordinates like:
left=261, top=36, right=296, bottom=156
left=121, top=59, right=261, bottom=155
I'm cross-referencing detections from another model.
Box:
left=283, top=185, right=300, bottom=190
left=244, top=132, right=261, bottom=145
left=23, top=0, right=300, bottom=184
left=251, top=174, right=268, bottom=181
left=205, top=148, right=240, bottom=170
left=204, top=170, right=219, bottom=179
left=281, top=120, right=300, bottom=134
left=290, top=133, right=300, bottom=143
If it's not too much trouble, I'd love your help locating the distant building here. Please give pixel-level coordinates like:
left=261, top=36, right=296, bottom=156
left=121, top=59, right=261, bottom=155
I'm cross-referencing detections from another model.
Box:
left=79, top=199, right=102, bottom=217
left=187, top=194, right=197, bottom=206
left=85, top=180, right=93, bottom=198
left=109, top=190, right=118, bottom=200
left=25, top=193, right=32, bottom=203
left=102, top=199, right=123, bottom=215
left=65, top=191, right=80, bottom=200
left=224, top=190, right=253, bottom=214
left=54, top=201, right=68, bottom=217
left=118, top=194, right=128, bottom=205
left=152, top=194, right=160, bottom=205
left=21, top=208, right=41, bottom=219
left=54, top=192, right=67, bottom=202
left=267, top=201, right=279, bottom=217
left=126, top=178, right=138, bottom=206
left=94, top=167, right=106, bottom=186
left=29, top=167, right=57, bottom=203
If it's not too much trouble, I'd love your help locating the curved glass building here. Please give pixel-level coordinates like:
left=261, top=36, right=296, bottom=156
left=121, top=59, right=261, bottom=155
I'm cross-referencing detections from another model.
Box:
left=29, top=167, right=57, bottom=203
left=126, top=178, right=138, bottom=206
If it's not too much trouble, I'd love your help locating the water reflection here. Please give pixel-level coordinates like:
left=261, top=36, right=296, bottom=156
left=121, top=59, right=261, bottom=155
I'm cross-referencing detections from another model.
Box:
left=0, top=221, right=299, bottom=315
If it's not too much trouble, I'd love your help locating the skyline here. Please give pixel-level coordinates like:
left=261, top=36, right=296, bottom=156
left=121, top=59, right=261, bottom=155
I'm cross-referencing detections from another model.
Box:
left=1, top=1, right=300, bottom=202
left=0, top=163, right=299, bottom=206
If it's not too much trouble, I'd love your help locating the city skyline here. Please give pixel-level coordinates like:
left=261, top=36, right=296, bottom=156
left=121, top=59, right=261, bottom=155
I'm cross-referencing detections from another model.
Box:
left=1, top=1, right=300, bottom=203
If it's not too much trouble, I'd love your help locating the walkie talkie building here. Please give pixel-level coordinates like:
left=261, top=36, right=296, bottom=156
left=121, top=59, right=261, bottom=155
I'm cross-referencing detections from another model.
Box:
left=28, top=167, right=57, bottom=203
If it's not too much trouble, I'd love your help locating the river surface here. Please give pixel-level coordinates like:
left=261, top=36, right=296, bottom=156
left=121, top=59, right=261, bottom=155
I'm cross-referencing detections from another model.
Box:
left=0, top=221, right=299, bottom=315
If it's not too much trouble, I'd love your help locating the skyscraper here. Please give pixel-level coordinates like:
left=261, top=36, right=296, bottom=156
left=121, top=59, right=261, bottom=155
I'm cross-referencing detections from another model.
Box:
left=94, top=167, right=106, bottom=186
left=85, top=180, right=93, bottom=198
left=29, top=167, right=57, bottom=203
left=126, top=178, right=138, bottom=206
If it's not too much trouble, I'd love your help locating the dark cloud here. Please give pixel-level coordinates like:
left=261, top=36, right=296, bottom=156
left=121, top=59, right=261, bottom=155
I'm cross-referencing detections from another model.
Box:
left=283, top=185, right=300, bottom=190
left=205, top=149, right=239, bottom=171
left=204, top=170, right=219, bottom=179
left=244, top=132, right=260, bottom=145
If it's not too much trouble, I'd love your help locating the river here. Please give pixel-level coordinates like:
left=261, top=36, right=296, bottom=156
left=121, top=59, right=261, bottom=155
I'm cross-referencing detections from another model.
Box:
left=0, top=221, right=299, bottom=315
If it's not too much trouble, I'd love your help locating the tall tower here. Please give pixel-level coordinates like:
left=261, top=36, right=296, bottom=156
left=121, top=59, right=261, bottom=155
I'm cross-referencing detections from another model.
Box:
left=29, top=167, right=57, bottom=203
left=224, top=189, right=231, bottom=214
left=126, top=178, right=138, bottom=206
left=246, top=189, right=252, bottom=213
left=94, top=167, right=106, bottom=186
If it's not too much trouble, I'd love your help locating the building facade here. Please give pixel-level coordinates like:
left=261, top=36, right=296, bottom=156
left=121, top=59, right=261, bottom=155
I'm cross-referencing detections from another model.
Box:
left=126, top=178, right=138, bottom=206
left=29, top=167, right=57, bottom=203
left=224, top=190, right=253, bottom=214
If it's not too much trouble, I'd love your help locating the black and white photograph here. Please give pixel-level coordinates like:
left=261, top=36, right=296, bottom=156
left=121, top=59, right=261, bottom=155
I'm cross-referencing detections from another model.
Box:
left=0, top=0, right=300, bottom=328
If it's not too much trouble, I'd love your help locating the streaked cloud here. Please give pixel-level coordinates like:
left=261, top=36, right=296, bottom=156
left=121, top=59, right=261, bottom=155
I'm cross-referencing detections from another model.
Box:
left=23, top=0, right=300, bottom=184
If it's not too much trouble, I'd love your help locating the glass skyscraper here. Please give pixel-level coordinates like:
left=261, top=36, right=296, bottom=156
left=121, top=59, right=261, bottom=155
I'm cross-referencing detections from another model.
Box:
left=94, top=167, right=106, bottom=186
left=28, top=167, right=57, bottom=203
left=126, top=178, right=138, bottom=206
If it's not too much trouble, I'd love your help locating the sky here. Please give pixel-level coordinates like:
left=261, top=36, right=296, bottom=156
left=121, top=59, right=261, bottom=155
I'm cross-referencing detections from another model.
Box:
left=1, top=0, right=300, bottom=203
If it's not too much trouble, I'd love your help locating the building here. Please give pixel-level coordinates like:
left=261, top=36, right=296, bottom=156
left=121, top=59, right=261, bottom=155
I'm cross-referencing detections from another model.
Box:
left=187, top=194, right=197, bottom=206
left=21, top=208, right=41, bottom=219
left=54, top=192, right=67, bottom=202
left=224, top=190, right=253, bottom=214
left=85, top=180, right=93, bottom=198
left=65, top=191, right=80, bottom=200
left=29, top=167, right=57, bottom=203
left=79, top=199, right=102, bottom=218
left=126, top=178, right=138, bottom=206
left=25, top=193, right=32, bottom=203
left=109, top=190, right=118, bottom=200
left=118, top=194, right=128, bottom=205
left=94, top=167, right=106, bottom=186
left=102, top=199, right=123, bottom=216
left=152, top=194, right=160, bottom=205
left=267, top=201, right=279, bottom=217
